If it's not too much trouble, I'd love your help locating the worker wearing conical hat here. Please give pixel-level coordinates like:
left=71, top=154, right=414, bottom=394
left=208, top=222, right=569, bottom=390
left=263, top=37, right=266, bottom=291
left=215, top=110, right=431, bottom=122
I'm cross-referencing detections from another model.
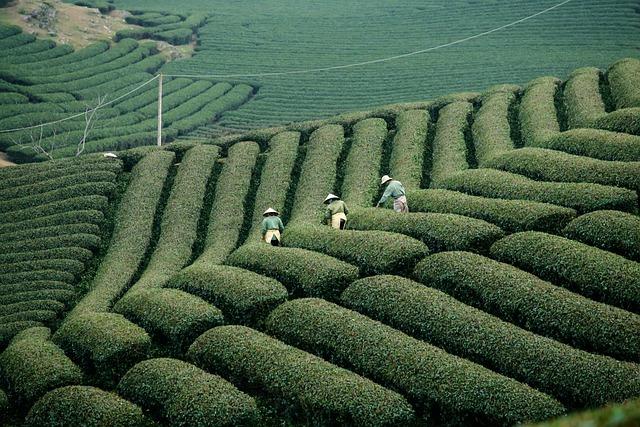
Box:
left=323, top=194, right=349, bottom=230
left=261, top=208, right=284, bottom=246
left=376, top=175, right=408, bottom=213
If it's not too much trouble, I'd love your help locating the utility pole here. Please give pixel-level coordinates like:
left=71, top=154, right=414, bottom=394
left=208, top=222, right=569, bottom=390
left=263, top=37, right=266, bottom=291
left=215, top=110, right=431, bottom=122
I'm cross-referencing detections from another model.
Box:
left=157, top=73, right=163, bottom=146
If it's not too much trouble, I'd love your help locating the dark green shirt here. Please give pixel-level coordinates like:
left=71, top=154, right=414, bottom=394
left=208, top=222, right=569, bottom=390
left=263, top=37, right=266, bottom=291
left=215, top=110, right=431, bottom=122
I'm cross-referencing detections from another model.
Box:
left=261, top=216, right=284, bottom=236
left=324, top=200, right=349, bottom=220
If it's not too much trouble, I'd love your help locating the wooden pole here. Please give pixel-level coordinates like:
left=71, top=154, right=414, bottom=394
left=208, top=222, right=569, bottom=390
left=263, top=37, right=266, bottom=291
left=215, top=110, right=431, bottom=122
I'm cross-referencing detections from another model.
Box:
left=157, top=73, right=163, bottom=146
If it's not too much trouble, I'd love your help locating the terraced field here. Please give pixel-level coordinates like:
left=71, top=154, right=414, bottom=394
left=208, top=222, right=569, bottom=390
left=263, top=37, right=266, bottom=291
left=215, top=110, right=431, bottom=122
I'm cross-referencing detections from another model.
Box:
left=0, top=24, right=254, bottom=162
left=1, top=56, right=639, bottom=425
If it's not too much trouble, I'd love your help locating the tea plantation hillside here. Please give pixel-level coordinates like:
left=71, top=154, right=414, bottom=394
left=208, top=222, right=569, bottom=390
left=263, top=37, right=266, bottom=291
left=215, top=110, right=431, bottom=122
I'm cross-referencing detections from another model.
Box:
left=1, top=58, right=640, bottom=426
left=0, top=24, right=254, bottom=162
left=87, top=0, right=640, bottom=135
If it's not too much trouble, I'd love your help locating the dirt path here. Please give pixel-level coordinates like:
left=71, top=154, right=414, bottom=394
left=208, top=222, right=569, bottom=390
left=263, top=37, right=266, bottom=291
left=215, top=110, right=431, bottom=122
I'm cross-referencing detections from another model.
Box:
left=0, top=152, right=16, bottom=168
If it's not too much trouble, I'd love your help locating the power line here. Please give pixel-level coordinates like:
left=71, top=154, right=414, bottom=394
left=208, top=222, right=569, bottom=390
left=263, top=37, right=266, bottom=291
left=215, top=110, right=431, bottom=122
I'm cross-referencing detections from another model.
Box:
left=0, top=75, right=160, bottom=133
left=163, top=0, right=573, bottom=79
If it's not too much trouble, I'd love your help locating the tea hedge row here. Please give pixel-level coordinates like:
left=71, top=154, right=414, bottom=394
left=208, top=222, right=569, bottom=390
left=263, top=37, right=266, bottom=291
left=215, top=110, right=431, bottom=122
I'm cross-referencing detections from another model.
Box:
left=0, top=222, right=100, bottom=243
left=430, top=101, right=472, bottom=187
left=388, top=109, right=429, bottom=190
left=413, top=251, right=640, bottom=362
left=196, top=141, right=259, bottom=264
left=519, top=77, right=561, bottom=146
left=563, top=67, right=606, bottom=129
left=0, top=196, right=109, bottom=224
left=438, top=168, right=638, bottom=214
left=284, top=225, right=429, bottom=276
left=472, top=88, right=516, bottom=165
left=528, top=398, right=640, bottom=427
left=341, top=118, right=387, bottom=207
left=266, top=298, right=565, bottom=425
left=342, top=275, right=640, bottom=408
left=409, top=189, right=576, bottom=233
left=347, top=208, right=504, bottom=253
left=226, top=244, right=358, bottom=300
left=118, top=358, right=259, bottom=426
left=563, top=210, right=640, bottom=261
left=491, top=232, right=640, bottom=313
left=531, top=128, right=640, bottom=162
left=607, top=57, right=640, bottom=109
left=167, top=263, right=287, bottom=328
left=188, top=325, right=416, bottom=426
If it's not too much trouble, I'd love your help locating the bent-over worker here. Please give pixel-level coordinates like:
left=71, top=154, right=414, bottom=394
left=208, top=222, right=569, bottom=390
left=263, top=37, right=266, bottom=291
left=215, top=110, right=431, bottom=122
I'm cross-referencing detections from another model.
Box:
left=376, top=175, right=408, bottom=213
left=261, top=208, right=284, bottom=246
left=323, top=193, right=349, bottom=230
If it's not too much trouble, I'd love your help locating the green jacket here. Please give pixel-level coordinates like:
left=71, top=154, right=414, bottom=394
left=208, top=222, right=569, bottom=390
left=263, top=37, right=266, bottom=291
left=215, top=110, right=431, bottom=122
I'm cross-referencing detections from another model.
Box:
left=378, top=180, right=406, bottom=205
left=261, top=216, right=284, bottom=236
left=324, top=200, right=349, bottom=220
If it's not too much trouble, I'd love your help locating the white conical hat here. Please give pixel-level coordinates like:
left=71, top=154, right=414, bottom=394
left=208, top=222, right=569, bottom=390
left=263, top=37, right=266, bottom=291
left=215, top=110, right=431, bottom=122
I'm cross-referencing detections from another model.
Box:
left=380, top=175, right=392, bottom=185
left=103, top=152, right=118, bottom=158
left=324, top=193, right=339, bottom=203
left=263, top=208, right=279, bottom=216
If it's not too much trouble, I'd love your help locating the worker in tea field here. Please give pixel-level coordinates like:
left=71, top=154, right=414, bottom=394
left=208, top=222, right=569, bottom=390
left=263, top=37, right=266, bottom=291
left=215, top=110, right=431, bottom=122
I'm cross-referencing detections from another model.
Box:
left=261, top=208, right=284, bottom=246
left=376, top=175, right=408, bottom=212
left=323, top=193, right=349, bottom=230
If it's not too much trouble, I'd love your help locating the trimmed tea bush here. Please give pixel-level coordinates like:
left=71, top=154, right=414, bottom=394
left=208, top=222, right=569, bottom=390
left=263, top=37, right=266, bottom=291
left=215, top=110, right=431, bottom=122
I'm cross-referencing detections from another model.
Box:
left=24, top=386, right=149, bottom=427
left=347, top=208, right=504, bottom=253
left=389, top=109, right=429, bottom=190
left=0, top=211, right=104, bottom=236
left=284, top=225, right=429, bottom=276
left=69, top=150, right=174, bottom=318
left=491, top=232, right=640, bottom=313
left=226, top=244, right=358, bottom=300
left=0, top=182, right=116, bottom=214
left=166, top=263, right=287, bottom=328
left=118, top=358, right=259, bottom=426
left=485, top=148, right=640, bottom=192
left=188, top=325, right=416, bottom=426
left=438, top=168, right=638, bottom=214
left=53, top=312, right=151, bottom=386
left=0, top=321, right=42, bottom=348
left=342, top=275, right=640, bottom=407
left=342, top=118, right=387, bottom=207
left=563, top=210, right=640, bottom=261
left=0, top=196, right=109, bottom=224
left=0, top=170, right=117, bottom=200
left=534, top=128, right=640, bottom=162
left=289, top=124, right=344, bottom=224
left=430, top=101, right=472, bottom=187
left=197, top=141, right=259, bottom=264
left=0, top=300, right=64, bottom=316
left=114, top=289, right=224, bottom=352
left=413, top=251, right=640, bottom=362
left=0, top=233, right=101, bottom=254
left=607, top=57, right=640, bottom=109
left=127, top=145, right=219, bottom=292
left=0, top=327, right=83, bottom=406
left=248, top=131, right=299, bottom=240
left=563, top=67, right=606, bottom=129
left=527, top=398, right=640, bottom=427
left=409, top=189, right=576, bottom=233
left=266, top=298, right=565, bottom=425
left=519, top=77, right=561, bottom=146
left=473, top=89, right=516, bottom=165
left=591, top=107, right=640, bottom=135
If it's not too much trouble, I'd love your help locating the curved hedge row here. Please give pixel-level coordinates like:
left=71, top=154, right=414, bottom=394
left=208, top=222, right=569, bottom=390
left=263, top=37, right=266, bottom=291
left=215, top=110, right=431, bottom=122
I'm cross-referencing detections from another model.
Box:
left=53, top=312, right=151, bottom=387
left=409, top=188, right=576, bottom=233
left=473, top=88, right=516, bottom=165
left=289, top=124, right=344, bottom=224
left=342, top=118, right=387, bottom=207
left=118, top=358, right=259, bottom=426
left=491, top=231, right=640, bottom=313
left=25, top=386, right=149, bottom=427
left=347, top=207, right=504, bottom=253
left=413, top=251, right=640, bottom=362
left=0, top=327, right=83, bottom=407
left=430, top=101, right=472, bottom=187
left=0, top=321, right=42, bottom=348
left=1, top=259, right=85, bottom=276
left=532, top=128, right=640, bottom=162
left=226, top=244, right=358, bottom=300
left=519, top=77, right=561, bottom=146
left=127, top=145, right=219, bottom=292
left=266, top=298, right=565, bottom=425
left=485, top=147, right=640, bottom=192
left=563, top=210, right=640, bottom=261
left=0, top=211, right=104, bottom=237
left=197, top=141, right=259, bottom=264
left=0, top=233, right=101, bottom=255
left=388, top=109, right=429, bottom=190
left=68, top=151, right=174, bottom=318
left=607, top=57, right=640, bottom=109
left=166, top=263, right=288, bottom=328
left=0, top=222, right=100, bottom=243
left=341, top=275, right=640, bottom=408
left=591, top=107, right=640, bottom=135
left=0, top=195, right=109, bottom=224
left=283, top=225, right=429, bottom=276
left=527, top=398, right=640, bottom=427
left=247, top=131, right=299, bottom=241
left=563, top=67, right=606, bottom=129
left=437, top=168, right=638, bottom=214
left=188, top=325, right=416, bottom=426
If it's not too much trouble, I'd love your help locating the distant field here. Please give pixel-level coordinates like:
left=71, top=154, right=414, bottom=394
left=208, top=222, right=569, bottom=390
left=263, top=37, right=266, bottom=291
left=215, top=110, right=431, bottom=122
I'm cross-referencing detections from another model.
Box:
left=103, top=0, right=640, bottom=135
